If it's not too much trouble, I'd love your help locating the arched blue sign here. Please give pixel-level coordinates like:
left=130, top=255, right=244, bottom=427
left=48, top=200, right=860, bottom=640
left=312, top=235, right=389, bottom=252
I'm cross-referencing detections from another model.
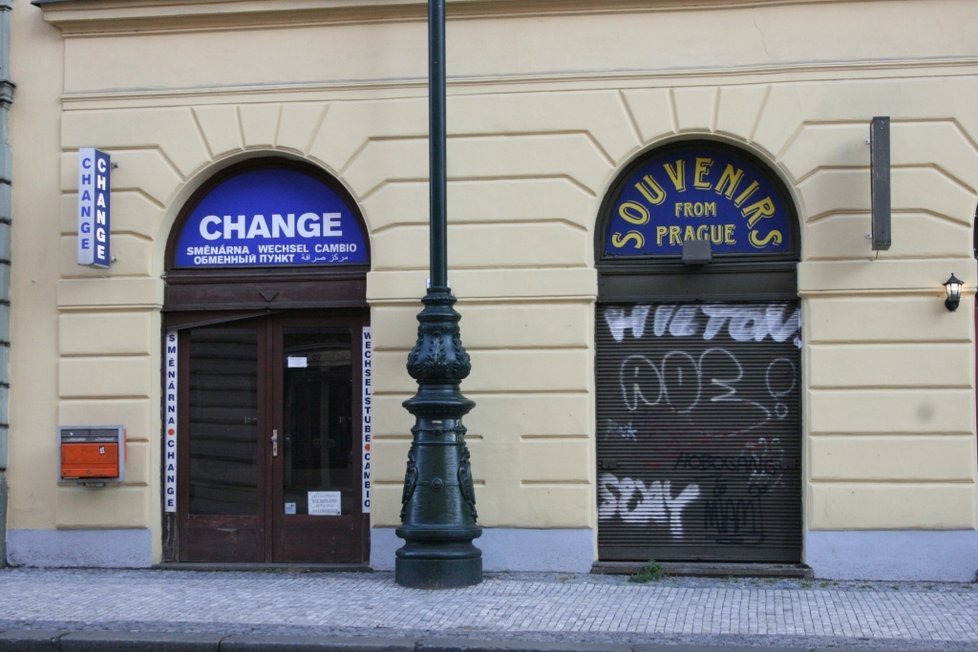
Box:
left=603, top=144, right=794, bottom=259
left=174, top=166, right=368, bottom=269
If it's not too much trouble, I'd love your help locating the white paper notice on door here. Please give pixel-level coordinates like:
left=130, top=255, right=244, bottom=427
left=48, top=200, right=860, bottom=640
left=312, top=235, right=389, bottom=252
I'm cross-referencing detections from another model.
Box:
left=287, top=356, right=308, bottom=368
left=308, top=491, right=341, bottom=516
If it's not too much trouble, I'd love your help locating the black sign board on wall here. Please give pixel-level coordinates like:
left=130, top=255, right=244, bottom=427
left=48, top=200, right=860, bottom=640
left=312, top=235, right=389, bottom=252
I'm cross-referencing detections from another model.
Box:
left=870, top=116, right=891, bottom=251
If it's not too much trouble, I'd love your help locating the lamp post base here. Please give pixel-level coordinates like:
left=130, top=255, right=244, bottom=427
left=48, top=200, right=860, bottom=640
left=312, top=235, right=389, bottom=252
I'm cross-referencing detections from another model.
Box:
left=394, top=535, right=482, bottom=588
left=395, top=288, right=482, bottom=588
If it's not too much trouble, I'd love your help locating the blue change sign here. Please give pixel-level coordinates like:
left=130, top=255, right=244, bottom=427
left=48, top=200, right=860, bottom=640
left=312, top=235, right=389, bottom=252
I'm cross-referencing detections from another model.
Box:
left=78, top=148, right=112, bottom=268
left=603, top=144, right=793, bottom=259
left=174, top=166, right=368, bottom=269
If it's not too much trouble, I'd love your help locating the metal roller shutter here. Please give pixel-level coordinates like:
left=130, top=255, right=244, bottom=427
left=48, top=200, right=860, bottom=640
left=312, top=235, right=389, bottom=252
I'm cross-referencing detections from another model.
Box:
left=596, top=302, right=802, bottom=563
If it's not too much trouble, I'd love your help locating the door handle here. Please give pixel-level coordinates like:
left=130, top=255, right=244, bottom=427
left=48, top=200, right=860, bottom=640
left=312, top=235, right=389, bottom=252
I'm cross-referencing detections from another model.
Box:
left=271, top=429, right=279, bottom=458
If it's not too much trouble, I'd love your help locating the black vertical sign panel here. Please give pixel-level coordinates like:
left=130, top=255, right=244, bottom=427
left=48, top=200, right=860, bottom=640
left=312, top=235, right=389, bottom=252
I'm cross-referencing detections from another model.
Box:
left=870, top=116, right=891, bottom=251
left=596, top=302, right=802, bottom=563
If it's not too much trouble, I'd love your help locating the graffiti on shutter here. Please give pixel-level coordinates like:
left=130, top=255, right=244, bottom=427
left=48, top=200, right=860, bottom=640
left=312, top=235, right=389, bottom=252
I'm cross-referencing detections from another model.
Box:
left=596, top=302, right=802, bottom=563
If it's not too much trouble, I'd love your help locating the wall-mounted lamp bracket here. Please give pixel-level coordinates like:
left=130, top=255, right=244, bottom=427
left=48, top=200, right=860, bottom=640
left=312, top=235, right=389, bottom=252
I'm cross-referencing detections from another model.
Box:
left=944, top=273, right=963, bottom=312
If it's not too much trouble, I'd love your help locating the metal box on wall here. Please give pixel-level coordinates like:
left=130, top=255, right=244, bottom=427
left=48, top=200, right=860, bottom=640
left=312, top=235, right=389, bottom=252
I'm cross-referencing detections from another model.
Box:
left=58, top=426, right=125, bottom=486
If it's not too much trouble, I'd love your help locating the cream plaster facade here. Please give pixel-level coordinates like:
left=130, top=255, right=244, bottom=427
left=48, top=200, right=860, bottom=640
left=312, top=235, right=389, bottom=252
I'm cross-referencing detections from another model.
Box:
left=5, top=0, right=978, bottom=579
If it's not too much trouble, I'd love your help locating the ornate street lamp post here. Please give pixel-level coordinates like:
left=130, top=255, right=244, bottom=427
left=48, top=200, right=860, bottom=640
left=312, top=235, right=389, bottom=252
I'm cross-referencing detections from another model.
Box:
left=394, top=0, right=483, bottom=588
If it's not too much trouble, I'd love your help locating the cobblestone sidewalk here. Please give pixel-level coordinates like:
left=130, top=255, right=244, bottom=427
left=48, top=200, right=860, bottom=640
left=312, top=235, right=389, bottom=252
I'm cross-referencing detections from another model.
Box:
left=0, top=568, right=977, bottom=650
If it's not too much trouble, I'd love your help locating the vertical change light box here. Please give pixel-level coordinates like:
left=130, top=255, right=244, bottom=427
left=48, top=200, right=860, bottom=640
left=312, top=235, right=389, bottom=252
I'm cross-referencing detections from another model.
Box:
left=78, top=148, right=111, bottom=268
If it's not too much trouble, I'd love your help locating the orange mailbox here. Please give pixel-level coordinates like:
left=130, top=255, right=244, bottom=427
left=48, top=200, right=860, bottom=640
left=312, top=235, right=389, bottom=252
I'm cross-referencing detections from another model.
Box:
left=59, top=426, right=125, bottom=485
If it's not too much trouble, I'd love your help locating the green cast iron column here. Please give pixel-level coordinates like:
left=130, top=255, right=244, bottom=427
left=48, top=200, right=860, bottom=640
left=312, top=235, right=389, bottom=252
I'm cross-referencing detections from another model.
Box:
left=427, top=0, right=447, bottom=289
left=394, top=0, right=482, bottom=588
left=0, top=0, right=14, bottom=568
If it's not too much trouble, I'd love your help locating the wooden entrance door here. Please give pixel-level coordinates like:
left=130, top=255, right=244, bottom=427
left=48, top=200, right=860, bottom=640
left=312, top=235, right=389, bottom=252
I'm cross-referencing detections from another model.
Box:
left=176, top=312, right=368, bottom=563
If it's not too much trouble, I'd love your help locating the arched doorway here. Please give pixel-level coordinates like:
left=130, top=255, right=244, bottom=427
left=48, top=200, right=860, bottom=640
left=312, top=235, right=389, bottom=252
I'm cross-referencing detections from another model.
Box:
left=161, top=158, right=372, bottom=564
left=594, top=140, right=803, bottom=564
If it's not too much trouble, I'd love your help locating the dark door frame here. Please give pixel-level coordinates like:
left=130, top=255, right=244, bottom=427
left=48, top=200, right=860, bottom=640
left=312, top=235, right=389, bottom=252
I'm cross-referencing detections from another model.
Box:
left=165, top=310, right=369, bottom=564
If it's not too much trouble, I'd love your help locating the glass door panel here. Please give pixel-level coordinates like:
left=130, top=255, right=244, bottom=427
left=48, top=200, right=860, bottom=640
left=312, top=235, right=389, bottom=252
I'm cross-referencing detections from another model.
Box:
left=271, top=319, right=366, bottom=563
left=282, top=329, right=354, bottom=516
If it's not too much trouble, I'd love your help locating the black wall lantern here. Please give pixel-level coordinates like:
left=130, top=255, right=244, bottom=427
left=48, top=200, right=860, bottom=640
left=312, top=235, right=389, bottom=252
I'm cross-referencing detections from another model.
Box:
left=943, top=274, right=963, bottom=312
